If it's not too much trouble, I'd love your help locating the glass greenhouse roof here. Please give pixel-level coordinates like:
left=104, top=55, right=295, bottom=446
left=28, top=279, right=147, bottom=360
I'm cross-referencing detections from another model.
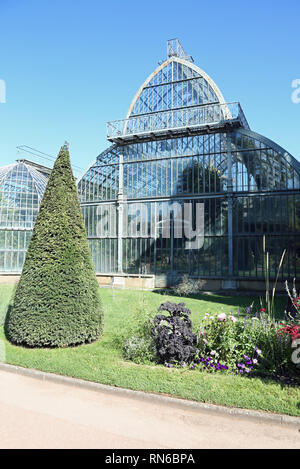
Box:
left=0, top=161, right=48, bottom=228
left=0, top=160, right=49, bottom=272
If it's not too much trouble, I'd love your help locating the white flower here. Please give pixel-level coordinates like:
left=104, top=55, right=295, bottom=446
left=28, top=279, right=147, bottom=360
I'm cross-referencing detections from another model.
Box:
left=210, top=350, right=216, bottom=356
left=217, top=313, right=227, bottom=321
left=229, top=315, right=237, bottom=322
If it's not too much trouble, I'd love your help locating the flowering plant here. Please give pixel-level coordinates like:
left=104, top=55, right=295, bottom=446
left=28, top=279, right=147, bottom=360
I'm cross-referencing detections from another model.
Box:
left=277, top=324, right=300, bottom=342
left=195, top=312, right=261, bottom=374
left=195, top=308, right=297, bottom=376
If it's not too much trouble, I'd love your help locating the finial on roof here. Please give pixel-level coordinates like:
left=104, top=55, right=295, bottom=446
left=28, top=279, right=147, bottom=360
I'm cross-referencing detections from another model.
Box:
left=167, top=38, right=194, bottom=63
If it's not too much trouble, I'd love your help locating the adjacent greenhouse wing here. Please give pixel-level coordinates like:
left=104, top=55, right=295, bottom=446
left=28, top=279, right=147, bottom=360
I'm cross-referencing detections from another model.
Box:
left=0, top=161, right=49, bottom=272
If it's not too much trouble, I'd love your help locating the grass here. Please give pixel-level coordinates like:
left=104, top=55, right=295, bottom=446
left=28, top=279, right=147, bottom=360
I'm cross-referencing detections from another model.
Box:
left=0, top=285, right=299, bottom=417
left=0, top=284, right=15, bottom=326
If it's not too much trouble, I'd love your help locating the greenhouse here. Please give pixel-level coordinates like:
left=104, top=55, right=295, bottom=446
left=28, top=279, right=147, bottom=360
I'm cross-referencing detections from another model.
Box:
left=0, top=160, right=50, bottom=272
left=77, top=39, right=300, bottom=288
left=0, top=40, right=299, bottom=288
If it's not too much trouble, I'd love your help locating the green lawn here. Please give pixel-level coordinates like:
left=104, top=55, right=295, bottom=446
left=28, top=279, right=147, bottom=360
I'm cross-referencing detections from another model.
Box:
left=0, top=284, right=15, bottom=326
left=0, top=285, right=299, bottom=417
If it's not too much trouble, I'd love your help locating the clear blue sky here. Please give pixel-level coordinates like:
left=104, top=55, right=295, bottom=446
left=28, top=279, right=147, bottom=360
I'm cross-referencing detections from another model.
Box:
left=0, top=0, right=299, bottom=175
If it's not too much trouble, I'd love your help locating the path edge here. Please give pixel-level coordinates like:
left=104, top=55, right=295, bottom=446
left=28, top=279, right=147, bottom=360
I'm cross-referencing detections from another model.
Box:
left=0, top=362, right=299, bottom=428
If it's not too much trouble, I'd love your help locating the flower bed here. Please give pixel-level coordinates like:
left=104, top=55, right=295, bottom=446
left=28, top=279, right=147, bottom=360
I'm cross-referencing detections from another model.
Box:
left=124, top=301, right=300, bottom=381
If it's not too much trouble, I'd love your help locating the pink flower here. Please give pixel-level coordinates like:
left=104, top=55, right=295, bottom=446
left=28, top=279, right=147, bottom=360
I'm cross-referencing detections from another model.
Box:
left=217, top=313, right=227, bottom=321
left=229, top=315, right=237, bottom=323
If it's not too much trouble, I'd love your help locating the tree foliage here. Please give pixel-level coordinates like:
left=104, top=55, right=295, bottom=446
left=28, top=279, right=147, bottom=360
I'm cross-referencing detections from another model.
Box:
left=6, top=144, right=103, bottom=347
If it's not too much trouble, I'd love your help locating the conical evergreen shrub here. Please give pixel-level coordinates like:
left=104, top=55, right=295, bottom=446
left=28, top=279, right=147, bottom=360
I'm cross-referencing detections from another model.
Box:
left=6, top=144, right=103, bottom=347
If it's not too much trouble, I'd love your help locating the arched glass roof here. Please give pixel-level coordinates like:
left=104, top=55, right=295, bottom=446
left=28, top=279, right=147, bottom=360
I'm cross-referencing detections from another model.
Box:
left=0, top=161, right=48, bottom=229
left=126, top=56, right=226, bottom=118
left=231, top=129, right=300, bottom=192
left=78, top=128, right=300, bottom=202
left=0, top=160, right=49, bottom=272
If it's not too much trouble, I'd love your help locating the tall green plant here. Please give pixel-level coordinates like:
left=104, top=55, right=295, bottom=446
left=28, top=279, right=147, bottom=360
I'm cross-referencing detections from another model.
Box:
left=6, top=144, right=103, bottom=347
left=262, top=235, right=286, bottom=320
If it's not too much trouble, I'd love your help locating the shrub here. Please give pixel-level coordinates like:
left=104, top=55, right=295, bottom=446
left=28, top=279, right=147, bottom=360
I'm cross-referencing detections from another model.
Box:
left=5, top=144, right=103, bottom=347
left=172, top=275, right=205, bottom=296
left=120, top=302, right=157, bottom=364
left=124, top=336, right=156, bottom=364
left=151, top=301, right=197, bottom=365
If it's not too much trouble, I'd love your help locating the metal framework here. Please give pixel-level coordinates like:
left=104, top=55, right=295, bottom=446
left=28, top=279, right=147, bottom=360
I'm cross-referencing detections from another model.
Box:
left=78, top=40, right=300, bottom=282
left=0, top=160, right=49, bottom=272
left=167, top=38, right=194, bottom=63
left=107, top=102, right=249, bottom=143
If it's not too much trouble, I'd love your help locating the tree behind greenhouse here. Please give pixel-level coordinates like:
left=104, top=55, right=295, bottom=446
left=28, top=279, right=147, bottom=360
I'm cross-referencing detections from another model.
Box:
left=6, top=143, right=103, bottom=347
